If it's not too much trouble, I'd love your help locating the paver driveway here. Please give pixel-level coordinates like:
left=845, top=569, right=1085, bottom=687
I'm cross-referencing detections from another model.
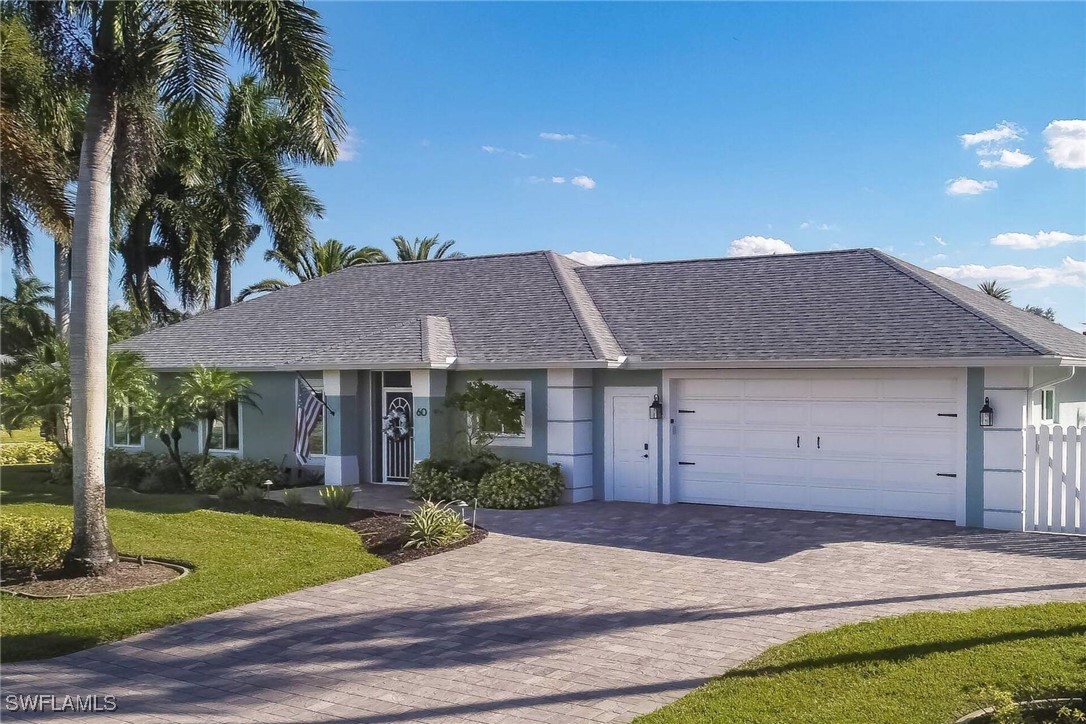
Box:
left=4, top=502, right=1086, bottom=724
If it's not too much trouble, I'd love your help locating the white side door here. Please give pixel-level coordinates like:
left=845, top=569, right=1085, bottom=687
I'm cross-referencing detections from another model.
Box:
left=605, top=387, right=659, bottom=503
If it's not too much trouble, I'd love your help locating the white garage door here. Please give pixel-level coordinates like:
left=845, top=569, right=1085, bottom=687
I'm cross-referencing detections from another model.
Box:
left=671, top=371, right=963, bottom=520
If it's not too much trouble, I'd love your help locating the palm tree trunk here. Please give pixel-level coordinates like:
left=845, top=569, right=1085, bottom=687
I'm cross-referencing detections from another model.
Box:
left=54, top=240, right=70, bottom=339
left=214, top=259, right=232, bottom=309
left=64, top=78, right=118, bottom=577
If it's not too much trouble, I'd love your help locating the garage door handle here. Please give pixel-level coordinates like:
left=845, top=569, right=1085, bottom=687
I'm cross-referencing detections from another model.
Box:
left=678, top=461, right=696, bottom=466
left=936, top=473, right=957, bottom=478
left=937, top=413, right=958, bottom=418
left=678, top=409, right=696, bottom=414
left=796, top=436, right=800, bottom=448
left=817, top=436, right=820, bottom=449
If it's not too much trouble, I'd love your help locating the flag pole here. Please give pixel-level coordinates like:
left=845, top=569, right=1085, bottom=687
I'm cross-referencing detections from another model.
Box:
left=297, top=373, right=336, bottom=416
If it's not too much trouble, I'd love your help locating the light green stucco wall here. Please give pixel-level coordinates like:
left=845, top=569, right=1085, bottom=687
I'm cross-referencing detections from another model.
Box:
left=592, top=369, right=664, bottom=501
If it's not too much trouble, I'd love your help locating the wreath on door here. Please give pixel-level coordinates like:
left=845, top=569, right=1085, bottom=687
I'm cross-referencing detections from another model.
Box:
left=382, top=409, right=411, bottom=441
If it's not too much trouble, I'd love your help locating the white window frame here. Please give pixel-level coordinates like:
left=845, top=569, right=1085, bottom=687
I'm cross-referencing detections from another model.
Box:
left=110, top=404, right=144, bottom=450
left=1040, top=388, right=1056, bottom=424
left=478, top=381, right=532, bottom=448
left=296, top=376, right=326, bottom=459
left=199, top=399, right=243, bottom=456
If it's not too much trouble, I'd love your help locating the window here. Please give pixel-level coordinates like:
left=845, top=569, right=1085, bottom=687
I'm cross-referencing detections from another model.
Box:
left=1041, top=388, right=1056, bottom=423
left=111, top=405, right=142, bottom=448
left=206, top=399, right=241, bottom=453
left=297, top=377, right=325, bottom=457
left=480, top=381, right=531, bottom=447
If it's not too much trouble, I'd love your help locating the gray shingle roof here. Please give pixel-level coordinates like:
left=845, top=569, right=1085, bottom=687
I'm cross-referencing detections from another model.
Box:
left=575, top=248, right=1086, bottom=362
left=117, top=247, right=1086, bottom=369
left=117, top=251, right=600, bottom=369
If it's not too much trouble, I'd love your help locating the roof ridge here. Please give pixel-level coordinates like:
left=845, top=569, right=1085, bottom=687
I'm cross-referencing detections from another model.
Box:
left=572, top=247, right=871, bottom=270
left=544, top=251, right=625, bottom=361
left=866, top=250, right=1050, bottom=355
left=421, top=315, right=457, bottom=363
left=284, top=316, right=425, bottom=367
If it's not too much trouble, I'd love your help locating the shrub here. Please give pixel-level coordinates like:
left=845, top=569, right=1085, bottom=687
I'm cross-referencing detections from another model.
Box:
left=144, top=460, right=187, bottom=493
left=192, top=457, right=280, bottom=493
left=104, top=449, right=158, bottom=488
left=282, top=488, right=306, bottom=509
left=476, top=461, right=564, bottom=509
left=409, top=458, right=457, bottom=501
left=137, top=475, right=166, bottom=494
left=49, top=454, right=74, bottom=485
left=404, top=501, right=470, bottom=549
left=319, top=485, right=354, bottom=510
left=217, top=484, right=241, bottom=501
left=239, top=485, right=265, bottom=504
left=0, top=514, right=73, bottom=576
left=0, top=442, right=58, bottom=465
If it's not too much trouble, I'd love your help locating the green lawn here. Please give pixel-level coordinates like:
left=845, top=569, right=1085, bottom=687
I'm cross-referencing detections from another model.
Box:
left=1, top=426, right=46, bottom=445
left=637, top=602, right=1086, bottom=724
left=0, top=468, right=386, bottom=662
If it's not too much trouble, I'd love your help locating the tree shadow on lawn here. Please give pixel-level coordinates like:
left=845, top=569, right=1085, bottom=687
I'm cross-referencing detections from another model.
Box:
left=5, top=584, right=1085, bottom=722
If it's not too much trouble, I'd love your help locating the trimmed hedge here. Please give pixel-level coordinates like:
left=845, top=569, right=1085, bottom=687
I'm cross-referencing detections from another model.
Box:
left=410, top=456, right=563, bottom=509
left=477, top=461, right=564, bottom=509
left=192, top=457, right=281, bottom=494
left=0, top=442, right=58, bottom=466
left=0, top=513, right=73, bottom=575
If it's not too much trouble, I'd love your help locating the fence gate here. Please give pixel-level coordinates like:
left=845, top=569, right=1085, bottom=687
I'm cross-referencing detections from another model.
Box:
left=382, top=390, right=414, bottom=483
left=1025, top=425, right=1084, bottom=535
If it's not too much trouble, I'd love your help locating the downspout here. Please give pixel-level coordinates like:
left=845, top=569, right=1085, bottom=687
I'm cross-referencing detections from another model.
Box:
left=1024, top=366, right=1076, bottom=426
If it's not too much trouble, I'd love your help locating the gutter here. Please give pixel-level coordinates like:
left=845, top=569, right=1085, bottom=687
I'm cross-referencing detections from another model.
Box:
left=1025, top=366, right=1077, bottom=426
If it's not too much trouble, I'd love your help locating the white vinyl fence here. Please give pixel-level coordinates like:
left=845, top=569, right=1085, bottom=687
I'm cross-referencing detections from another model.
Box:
left=1025, top=425, right=1084, bottom=535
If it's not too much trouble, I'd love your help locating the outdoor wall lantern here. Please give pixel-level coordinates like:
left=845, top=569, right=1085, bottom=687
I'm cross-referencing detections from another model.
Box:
left=979, top=397, right=994, bottom=427
left=649, top=394, right=663, bottom=420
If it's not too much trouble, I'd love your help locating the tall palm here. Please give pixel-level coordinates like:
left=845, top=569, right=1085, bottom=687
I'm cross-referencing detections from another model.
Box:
left=391, top=235, right=464, bottom=261
left=22, top=1, right=344, bottom=575
left=978, top=280, right=1012, bottom=303
left=237, top=238, right=388, bottom=301
left=178, top=365, right=260, bottom=462
left=0, top=272, right=55, bottom=364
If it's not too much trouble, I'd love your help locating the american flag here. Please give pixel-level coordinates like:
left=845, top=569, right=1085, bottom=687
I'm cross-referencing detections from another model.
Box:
left=294, top=383, right=324, bottom=463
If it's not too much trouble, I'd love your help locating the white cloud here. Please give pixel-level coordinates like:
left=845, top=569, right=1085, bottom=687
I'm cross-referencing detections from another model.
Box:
left=1043, top=120, right=1086, bottom=169
left=933, top=235, right=948, bottom=246
left=481, top=145, right=531, bottom=159
left=800, top=221, right=836, bottom=231
left=959, top=122, right=1023, bottom=150
left=978, top=148, right=1035, bottom=169
left=991, top=230, right=1086, bottom=249
left=564, top=251, right=643, bottom=265
left=551, top=176, right=566, bottom=184
left=933, top=257, right=1085, bottom=289
left=726, top=236, right=797, bottom=258
left=799, top=221, right=811, bottom=230
left=337, top=128, right=360, bottom=162
left=817, top=223, right=836, bottom=231
left=946, top=177, right=998, bottom=195
left=540, top=132, right=577, bottom=141
left=571, top=175, right=596, bottom=189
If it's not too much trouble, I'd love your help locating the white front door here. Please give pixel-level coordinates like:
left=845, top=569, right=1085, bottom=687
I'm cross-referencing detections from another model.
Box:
left=605, top=387, right=659, bottom=503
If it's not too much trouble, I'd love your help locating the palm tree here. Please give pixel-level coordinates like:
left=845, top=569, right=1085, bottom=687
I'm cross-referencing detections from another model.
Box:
left=0, top=13, right=81, bottom=338
left=1, top=273, right=55, bottom=365
left=178, top=365, right=260, bottom=462
left=391, top=235, right=464, bottom=261
left=22, top=1, right=344, bottom=575
left=237, top=238, right=388, bottom=301
left=978, top=280, right=1012, bottom=302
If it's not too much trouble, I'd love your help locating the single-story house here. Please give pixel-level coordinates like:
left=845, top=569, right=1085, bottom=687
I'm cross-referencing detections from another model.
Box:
left=116, top=248, right=1086, bottom=530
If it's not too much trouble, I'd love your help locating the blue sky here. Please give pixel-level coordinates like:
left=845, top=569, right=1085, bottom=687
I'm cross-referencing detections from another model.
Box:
left=5, top=2, right=1085, bottom=326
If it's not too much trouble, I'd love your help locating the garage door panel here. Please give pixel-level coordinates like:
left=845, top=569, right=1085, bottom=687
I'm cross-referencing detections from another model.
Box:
left=671, top=371, right=962, bottom=521
left=743, top=379, right=810, bottom=399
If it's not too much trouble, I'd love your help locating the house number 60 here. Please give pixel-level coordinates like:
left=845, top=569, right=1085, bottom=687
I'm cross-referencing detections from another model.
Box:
left=416, top=408, right=428, bottom=417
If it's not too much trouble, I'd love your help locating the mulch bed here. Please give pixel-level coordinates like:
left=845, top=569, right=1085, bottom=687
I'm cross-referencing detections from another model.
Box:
left=212, top=496, right=487, bottom=565
left=2, top=557, right=185, bottom=598
left=349, top=515, right=488, bottom=565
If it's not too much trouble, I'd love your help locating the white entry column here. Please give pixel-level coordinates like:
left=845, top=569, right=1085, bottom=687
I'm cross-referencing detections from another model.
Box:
left=982, top=367, right=1029, bottom=530
left=323, top=370, right=360, bottom=486
left=547, top=369, right=594, bottom=502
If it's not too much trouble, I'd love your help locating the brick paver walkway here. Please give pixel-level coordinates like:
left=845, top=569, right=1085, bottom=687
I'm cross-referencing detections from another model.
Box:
left=4, top=501, right=1085, bottom=723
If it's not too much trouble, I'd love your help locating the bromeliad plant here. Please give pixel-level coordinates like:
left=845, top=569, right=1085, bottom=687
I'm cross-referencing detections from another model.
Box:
left=318, top=485, right=355, bottom=510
